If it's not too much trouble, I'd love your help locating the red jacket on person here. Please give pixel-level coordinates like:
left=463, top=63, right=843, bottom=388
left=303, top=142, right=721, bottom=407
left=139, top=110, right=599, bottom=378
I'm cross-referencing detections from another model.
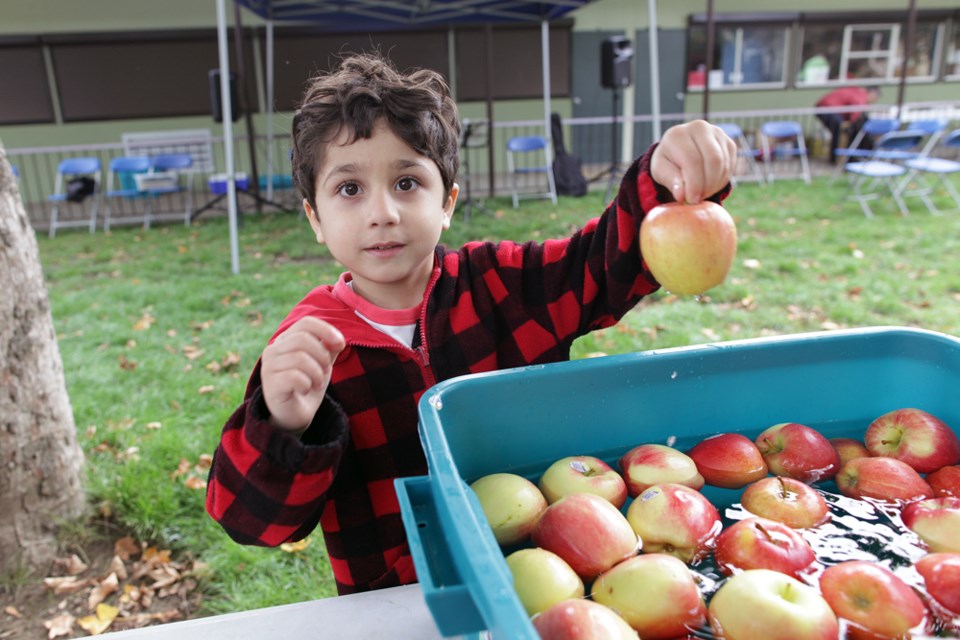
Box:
left=205, top=147, right=730, bottom=594
left=816, top=86, right=874, bottom=122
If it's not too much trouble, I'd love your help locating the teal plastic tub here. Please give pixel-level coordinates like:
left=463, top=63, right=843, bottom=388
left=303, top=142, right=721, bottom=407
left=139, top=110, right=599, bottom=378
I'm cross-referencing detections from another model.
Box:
left=395, top=326, right=960, bottom=639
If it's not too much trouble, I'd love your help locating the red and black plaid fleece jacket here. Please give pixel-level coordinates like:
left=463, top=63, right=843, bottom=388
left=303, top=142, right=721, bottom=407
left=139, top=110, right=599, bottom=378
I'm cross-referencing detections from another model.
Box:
left=206, top=148, right=730, bottom=594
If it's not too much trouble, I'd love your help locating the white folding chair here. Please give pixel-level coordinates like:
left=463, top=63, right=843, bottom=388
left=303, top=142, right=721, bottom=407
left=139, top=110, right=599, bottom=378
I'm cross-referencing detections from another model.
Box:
left=897, top=128, right=960, bottom=214
left=47, top=157, right=102, bottom=237
left=831, top=118, right=901, bottom=181
left=103, top=156, right=151, bottom=231
left=759, top=121, right=811, bottom=184
left=143, top=153, right=195, bottom=227
left=843, top=130, right=926, bottom=217
left=717, top=123, right=764, bottom=185
left=506, top=135, right=557, bottom=208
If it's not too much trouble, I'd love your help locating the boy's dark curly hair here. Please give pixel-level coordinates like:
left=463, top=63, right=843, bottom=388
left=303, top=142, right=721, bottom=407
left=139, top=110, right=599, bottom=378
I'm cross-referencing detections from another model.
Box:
left=291, top=52, right=461, bottom=212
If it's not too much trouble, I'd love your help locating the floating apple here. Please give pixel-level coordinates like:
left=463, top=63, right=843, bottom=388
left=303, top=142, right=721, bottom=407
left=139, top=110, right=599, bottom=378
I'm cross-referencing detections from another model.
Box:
left=834, top=456, right=933, bottom=503
left=532, top=598, right=638, bottom=640
left=754, top=422, right=840, bottom=483
left=686, top=432, right=768, bottom=489
left=591, top=553, right=707, bottom=639
left=505, top=548, right=584, bottom=617
left=915, top=553, right=960, bottom=616
left=740, top=476, right=830, bottom=529
left=927, top=465, right=960, bottom=498
left=708, top=569, right=839, bottom=640
left=901, top=496, right=960, bottom=553
left=538, top=455, right=627, bottom=508
left=470, top=472, right=547, bottom=546
left=714, top=516, right=818, bottom=580
left=639, top=200, right=737, bottom=296
left=531, top=492, right=639, bottom=580
left=625, top=483, right=721, bottom=564
left=818, top=560, right=926, bottom=639
left=865, top=408, right=960, bottom=473
left=619, top=443, right=704, bottom=497
left=829, top=437, right=871, bottom=467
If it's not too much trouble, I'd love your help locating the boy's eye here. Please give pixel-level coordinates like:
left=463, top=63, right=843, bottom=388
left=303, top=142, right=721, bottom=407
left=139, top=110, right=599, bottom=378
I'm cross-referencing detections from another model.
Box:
left=338, top=182, right=361, bottom=197
left=396, top=177, right=419, bottom=192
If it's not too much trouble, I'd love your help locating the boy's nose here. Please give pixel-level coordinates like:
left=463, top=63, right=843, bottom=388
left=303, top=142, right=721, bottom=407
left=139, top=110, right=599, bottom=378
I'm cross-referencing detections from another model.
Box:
left=367, top=190, right=401, bottom=226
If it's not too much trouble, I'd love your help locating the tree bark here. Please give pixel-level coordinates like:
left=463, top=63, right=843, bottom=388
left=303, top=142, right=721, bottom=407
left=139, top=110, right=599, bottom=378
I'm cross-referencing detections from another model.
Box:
left=0, top=145, right=86, bottom=572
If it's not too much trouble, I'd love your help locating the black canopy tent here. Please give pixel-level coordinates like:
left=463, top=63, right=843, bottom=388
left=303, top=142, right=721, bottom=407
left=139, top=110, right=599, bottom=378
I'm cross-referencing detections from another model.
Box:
left=214, top=0, right=601, bottom=273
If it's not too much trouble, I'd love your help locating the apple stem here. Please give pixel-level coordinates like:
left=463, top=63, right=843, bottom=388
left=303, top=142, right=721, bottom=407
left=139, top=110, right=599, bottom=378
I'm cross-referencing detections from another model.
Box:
left=755, top=522, right=776, bottom=544
left=777, top=477, right=790, bottom=499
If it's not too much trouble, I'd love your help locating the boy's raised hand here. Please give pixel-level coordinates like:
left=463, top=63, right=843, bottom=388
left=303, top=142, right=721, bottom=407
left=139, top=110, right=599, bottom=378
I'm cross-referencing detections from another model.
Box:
left=650, top=120, right=737, bottom=205
left=260, top=316, right=346, bottom=433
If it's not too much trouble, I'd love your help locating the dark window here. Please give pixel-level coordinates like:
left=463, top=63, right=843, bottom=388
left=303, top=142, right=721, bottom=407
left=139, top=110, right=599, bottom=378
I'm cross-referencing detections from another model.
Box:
left=0, top=41, right=55, bottom=125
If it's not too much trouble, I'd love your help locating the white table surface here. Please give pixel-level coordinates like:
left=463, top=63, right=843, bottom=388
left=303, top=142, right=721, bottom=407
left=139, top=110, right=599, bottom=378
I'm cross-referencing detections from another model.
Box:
left=98, top=584, right=448, bottom=640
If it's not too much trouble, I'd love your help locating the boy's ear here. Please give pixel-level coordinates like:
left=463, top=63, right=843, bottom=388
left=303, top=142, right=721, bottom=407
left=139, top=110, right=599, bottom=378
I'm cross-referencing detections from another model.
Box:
left=442, top=183, right=460, bottom=230
left=303, top=199, right=325, bottom=244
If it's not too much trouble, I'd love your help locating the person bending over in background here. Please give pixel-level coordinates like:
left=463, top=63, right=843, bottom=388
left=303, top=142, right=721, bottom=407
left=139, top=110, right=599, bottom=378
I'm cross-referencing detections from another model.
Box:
left=816, top=85, right=881, bottom=164
left=205, top=52, right=736, bottom=595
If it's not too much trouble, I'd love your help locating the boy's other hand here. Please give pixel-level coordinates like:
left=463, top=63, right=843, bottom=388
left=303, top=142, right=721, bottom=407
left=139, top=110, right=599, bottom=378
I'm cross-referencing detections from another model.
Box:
left=651, top=120, right=737, bottom=205
left=261, top=317, right=346, bottom=433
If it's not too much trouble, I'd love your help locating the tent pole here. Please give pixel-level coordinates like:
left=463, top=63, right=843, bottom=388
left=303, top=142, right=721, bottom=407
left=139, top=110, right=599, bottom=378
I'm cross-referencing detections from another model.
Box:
left=541, top=19, right=553, bottom=169
left=703, top=0, right=714, bottom=120
left=266, top=19, right=275, bottom=201
left=896, top=0, right=917, bottom=120
left=648, top=0, right=662, bottom=141
left=216, top=0, right=240, bottom=274
left=484, top=24, right=496, bottom=197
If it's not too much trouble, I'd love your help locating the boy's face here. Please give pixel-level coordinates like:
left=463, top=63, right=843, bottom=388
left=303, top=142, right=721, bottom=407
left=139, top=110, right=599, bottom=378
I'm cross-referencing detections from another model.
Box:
left=304, top=119, right=459, bottom=310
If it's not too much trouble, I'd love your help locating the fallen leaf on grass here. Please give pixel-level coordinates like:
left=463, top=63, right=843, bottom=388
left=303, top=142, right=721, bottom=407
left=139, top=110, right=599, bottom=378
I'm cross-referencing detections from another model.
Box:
left=77, top=603, right=119, bottom=635
left=184, top=477, right=207, bottom=490
left=133, top=313, right=155, bottom=331
left=3, top=606, right=22, bottom=618
left=182, top=345, right=206, bottom=360
left=118, top=354, right=138, bottom=371
left=88, top=572, right=120, bottom=609
left=197, top=385, right=216, bottom=394
left=54, top=553, right=89, bottom=576
left=43, top=576, right=90, bottom=595
left=44, top=613, right=75, bottom=639
left=280, top=538, right=312, bottom=553
left=114, top=536, right=140, bottom=561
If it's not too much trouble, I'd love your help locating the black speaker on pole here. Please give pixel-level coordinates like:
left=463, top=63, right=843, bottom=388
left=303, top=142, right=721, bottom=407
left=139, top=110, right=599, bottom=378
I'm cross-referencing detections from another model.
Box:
left=209, top=69, right=241, bottom=123
left=601, top=36, right=634, bottom=89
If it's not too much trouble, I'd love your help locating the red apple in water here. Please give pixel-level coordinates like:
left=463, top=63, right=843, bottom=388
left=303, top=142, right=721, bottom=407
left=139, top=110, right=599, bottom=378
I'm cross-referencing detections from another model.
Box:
left=619, top=443, right=704, bottom=497
left=740, top=476, right=830, bottom=529
left=865, top=408, right=960, bottom=473
left=754, top=422, right=840, bottom=483
left=532, top=598, right=638, bottom=640
left=538, top=455, right=628, bottom=508
left=927, top=465, right=960, bottom=498
left=625, top=483, right=722, bottom=564
left=686, top=432, right=768, bottom=489
left=834, top=456, right=933, bottom=503
left=714, top=517, right=818, bottom=580
left=829, top=437, right=872, bottom=467
left=818, top=560, right=926, bottom=640
left=915, top=552, right=960, bottom=616
left=532, top=492, right=639, bottom=581
left=470, top=472, right=547, bottom=546
left=708, top=569, right=839, bottom=640
left=639, top=201, right=737, bottom=296
left=504, top=547, right=584, bottom=617
left=901, top=496, right=960, bottom=553
left=591, top=553, right=707, bottom=639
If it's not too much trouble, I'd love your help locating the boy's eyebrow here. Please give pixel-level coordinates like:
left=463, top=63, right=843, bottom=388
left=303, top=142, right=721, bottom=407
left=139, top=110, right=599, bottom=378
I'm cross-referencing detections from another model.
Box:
left=321, top=157, right=431, bottom=185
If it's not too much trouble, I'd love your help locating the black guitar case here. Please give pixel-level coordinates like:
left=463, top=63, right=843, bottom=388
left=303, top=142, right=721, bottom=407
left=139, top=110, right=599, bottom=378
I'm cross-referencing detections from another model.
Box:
left=551, top=113, right=588, bottom=197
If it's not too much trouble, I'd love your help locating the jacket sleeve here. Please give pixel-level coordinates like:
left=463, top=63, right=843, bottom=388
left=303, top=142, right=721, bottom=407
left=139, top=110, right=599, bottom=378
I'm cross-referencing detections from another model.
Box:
left=205, top=360, right=350, bottom=546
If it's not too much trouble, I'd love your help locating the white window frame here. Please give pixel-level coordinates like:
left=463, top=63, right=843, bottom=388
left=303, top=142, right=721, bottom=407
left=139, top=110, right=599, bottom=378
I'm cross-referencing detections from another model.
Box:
left=840, top=23, right=899, bottom=81
left=689, top=24, right=789, bottom=92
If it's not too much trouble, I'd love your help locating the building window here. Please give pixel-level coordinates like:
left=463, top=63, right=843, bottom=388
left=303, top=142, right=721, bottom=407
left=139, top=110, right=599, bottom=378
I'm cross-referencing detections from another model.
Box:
left=687, top=24, right=789, bottom=90
left=948, top=22, right=960, bottom=78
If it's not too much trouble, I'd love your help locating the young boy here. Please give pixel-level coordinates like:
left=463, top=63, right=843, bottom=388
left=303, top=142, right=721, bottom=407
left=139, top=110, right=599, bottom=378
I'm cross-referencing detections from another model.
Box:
left=206, top=53, right=736, bottom=595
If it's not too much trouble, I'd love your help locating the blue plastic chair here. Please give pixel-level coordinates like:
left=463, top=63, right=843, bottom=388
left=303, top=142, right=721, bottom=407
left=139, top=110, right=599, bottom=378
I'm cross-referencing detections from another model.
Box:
left=834, top=118, right=901, bottom=168
left=899, top=128, right=960, bottom=214
left=144, top=153, right=195, bottom=227
left=103, top=156, right=151, bottom=231
left=759, top=121, right=811, bottom=184
left=843, top=130, right=927, bottom=217
left=47, top=157, right=101, bottom=237
left=717, top=122, right=764, bottom=185
left=506, top=135, right=557, bottom=208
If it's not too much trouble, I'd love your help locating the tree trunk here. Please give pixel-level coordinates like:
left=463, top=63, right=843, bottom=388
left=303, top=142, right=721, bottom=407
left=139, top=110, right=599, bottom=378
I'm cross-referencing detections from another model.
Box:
left=0, top=145, right=86, bottom=572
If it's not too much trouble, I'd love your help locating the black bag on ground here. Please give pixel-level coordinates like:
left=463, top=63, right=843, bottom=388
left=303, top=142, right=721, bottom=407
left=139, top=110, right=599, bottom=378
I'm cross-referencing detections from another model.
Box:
left=66, top=176, right=96, bottom=203
left=551, top=113, right=588, bottom=197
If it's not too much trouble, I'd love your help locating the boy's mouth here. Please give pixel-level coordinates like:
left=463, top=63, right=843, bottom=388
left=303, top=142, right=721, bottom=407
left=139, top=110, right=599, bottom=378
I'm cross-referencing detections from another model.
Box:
left=367, top=242, right=403, bottom=251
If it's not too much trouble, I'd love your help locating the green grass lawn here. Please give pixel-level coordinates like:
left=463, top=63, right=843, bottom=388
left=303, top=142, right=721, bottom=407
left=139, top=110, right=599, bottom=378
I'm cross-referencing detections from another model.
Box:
left=34, top=174, right=960, bottom=615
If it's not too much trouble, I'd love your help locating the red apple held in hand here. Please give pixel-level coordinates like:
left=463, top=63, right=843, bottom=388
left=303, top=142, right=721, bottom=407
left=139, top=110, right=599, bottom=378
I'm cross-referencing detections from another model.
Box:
left=818, top=560, right=926, bottom=639
left=532, top=598, right=638, bottom=640
left=754, top=422, right=840, bottom=483
left=926, top=465, right=960, bottom=498
left=915, top=552, right=960, bottom=616
left=591, top=553, right=707, bottom=639
left=686, top=432, right=768, bottom=489
left=470, top=472, right=547, bottom=546
left=835, top=457, right=933, bottom=504
left=740, top=476, right=830, bottom=529
left=538, top=455, right=628, bottom=508
left=532, top=492, right=640, bottom=581
left=708, top=569, right=839, bottom=640
left=829, top=437, right=872, bottom=467
left=901, top=496, right=960, bottom=553
left=865, top=408, right=960, bottom=474
left=714, top=517, right=818, bottom=580
left=639, top=201, right=738, bottom=296
left=505, top=548, right=584, bottom=617
left=625, top=483, right=722, bottom=564
left=619, top=443, right=704, bottom=497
